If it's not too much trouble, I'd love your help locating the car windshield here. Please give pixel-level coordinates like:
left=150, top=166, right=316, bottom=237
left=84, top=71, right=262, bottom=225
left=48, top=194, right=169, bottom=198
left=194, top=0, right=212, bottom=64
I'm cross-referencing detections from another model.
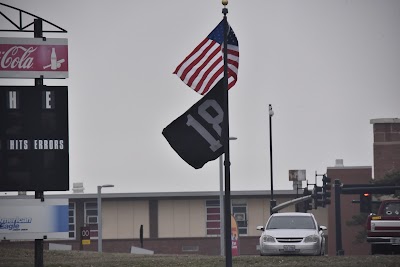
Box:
left=267, top=216, right=316, bottom=230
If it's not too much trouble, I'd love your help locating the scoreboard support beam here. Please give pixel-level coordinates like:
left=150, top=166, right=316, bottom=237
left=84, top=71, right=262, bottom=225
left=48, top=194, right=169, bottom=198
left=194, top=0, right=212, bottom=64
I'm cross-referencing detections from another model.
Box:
left=34, top=190, right=44, bottom=267
left=34, top=237, right=44, bottom=267
left=34, top=18, right=44, bottom=267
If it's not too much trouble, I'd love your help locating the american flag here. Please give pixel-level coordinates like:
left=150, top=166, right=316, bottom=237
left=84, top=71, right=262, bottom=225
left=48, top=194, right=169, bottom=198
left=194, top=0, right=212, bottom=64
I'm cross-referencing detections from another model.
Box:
left=173, top=20, right=239, bottom=95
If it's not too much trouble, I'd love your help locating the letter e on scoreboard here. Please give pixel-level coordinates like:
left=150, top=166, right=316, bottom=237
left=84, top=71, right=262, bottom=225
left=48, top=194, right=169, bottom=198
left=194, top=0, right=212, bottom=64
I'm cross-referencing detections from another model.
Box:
left=42, top=91, right=55, bottom=109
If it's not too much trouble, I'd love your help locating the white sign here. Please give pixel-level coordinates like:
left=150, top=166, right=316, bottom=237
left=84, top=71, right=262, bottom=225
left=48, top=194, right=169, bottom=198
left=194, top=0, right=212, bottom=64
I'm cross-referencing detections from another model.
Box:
left=0, top=37, right=68, bottom=79
left=0, top=198, right=69, bottom=240
left=289, top=170, right=306, bottom=181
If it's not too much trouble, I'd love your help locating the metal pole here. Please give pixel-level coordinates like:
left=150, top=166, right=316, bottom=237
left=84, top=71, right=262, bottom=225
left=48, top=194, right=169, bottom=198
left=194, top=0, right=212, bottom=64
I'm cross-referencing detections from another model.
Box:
left=140, top=225, right=144, bottom=248
left=97, top=184, right=113, bottom=253
left=334, top=179, right=344, bottom=255
left=222, top=5, right=232, bottom=267
left=34, top=191, right=44, bottom=267
left=219, top=137, right=236, bottom=257
left=34, top=237, right=43, bottom=267
left=34, top=18, right=44, bottom=267
left=219, top=155, right=225, bottom=256
left=97, top=186, right=102, bottom=253
left=296, top=183, right=298, bottom=198
left=34, top=18, right=42, bottom=38
left=269, top=104, right=276, bottom=214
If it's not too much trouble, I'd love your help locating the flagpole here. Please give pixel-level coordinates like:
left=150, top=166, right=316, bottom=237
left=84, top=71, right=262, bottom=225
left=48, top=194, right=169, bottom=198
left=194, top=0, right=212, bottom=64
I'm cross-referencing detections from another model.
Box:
left=222, top=1, right=232, bottom=267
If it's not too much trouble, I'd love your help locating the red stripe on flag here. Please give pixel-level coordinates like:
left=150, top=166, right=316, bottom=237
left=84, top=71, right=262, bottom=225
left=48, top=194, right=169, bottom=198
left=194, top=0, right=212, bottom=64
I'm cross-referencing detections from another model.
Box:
left=179, top=41, right=216, bottom=82
left=201, top=67, right=224, bottom=95
left=228, top=59, right=239, bottom=70
left=228, top=69, right=238, bottom=81
left=194, top=56, right=223, bottom=94
left=228, top=73, right=237, bottom=89
left=228, top=49, right=239, bottom=57
left=173, top=38, right=209, bottom=74
left=187, top=48, right=220, bottom=87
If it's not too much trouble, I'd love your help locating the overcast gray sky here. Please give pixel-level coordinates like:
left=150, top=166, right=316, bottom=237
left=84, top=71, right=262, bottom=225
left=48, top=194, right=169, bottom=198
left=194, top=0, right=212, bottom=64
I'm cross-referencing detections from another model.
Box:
left=1, top=0, right=399, bottom=194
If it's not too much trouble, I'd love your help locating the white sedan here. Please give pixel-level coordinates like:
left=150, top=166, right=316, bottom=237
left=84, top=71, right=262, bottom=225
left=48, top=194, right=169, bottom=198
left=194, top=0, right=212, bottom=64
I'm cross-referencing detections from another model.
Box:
left=257, top=212, right=327, bottom=256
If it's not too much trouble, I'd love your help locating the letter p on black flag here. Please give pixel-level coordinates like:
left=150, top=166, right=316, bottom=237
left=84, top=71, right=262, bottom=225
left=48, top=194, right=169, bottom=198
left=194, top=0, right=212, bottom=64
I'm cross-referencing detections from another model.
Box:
left=162, top=79, right=225, bottom=169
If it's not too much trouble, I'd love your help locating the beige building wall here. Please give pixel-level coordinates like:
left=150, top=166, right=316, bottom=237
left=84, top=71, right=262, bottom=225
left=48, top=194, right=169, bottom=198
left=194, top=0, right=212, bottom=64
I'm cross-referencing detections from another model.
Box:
left=247, top=198, right=269, bottom=236
left=158, top=199, right=173, bottom=237
left=173, top=200, right=190, bottom=237
left=158, top=199, right=206, bottom=238
left=102, top=200, right=149, bottom=239
left=189, top=200, right=206, bottom=237
left=98, top=195, right=325, bottom=240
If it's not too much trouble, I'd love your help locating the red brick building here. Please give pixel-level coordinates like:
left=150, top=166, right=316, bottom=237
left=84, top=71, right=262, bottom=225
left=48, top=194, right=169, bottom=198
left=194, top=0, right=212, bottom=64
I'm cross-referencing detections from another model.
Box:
left=327, top=164, right=372, bottom=255
left=327, top=118, right=400, bottom=256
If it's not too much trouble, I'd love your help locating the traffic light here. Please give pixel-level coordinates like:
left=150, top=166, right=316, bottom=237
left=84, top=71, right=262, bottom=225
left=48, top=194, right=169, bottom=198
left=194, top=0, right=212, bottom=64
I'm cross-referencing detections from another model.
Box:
left=303, top=187, right=312, bottom=212
left=360, top=193, right=372, bottom=213
left=312, top=185, right=324, bottom=209
left=322, top=175, right=332, bottom=206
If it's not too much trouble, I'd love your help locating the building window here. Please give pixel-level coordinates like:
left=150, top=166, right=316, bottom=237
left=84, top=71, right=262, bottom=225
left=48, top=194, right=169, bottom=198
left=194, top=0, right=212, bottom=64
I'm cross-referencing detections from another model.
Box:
left=206, top=199, right=248, bottom=236
left=206, top=200, right=221, bottom=236
left=68, top=202, right=76, bottom=239
left=84, top=202, right=98, bottom=239
left=232, top=199, right=248, bottom=236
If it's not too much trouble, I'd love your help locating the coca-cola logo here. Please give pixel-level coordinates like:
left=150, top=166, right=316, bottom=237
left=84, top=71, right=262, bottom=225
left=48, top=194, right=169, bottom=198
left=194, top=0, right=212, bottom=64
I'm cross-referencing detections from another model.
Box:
left=0, top=46, right=36, bottom=70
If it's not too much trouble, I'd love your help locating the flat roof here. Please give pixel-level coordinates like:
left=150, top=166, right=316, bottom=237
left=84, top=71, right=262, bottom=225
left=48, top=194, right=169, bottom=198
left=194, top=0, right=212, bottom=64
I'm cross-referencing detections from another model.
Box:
left=0, top=190, right=299, bottom=200
left=370, top=118, right=400, bottom=124
left=327, top=166, right=371, bottom=170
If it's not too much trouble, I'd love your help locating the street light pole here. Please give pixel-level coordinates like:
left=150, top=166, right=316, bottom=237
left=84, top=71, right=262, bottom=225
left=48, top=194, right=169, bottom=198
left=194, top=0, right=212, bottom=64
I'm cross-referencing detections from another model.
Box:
left=219, top=136, right=237, bottom=256
left=97, top=184, right=114, bottom=253
left=269, top=104, right=276, bottom=215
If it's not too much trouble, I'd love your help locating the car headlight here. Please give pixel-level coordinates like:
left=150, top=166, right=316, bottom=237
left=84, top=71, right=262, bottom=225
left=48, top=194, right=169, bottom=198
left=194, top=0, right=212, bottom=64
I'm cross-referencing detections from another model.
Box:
left=262, top=235, right=275, bottom=243
left=304, top=235, right=319, bottom=243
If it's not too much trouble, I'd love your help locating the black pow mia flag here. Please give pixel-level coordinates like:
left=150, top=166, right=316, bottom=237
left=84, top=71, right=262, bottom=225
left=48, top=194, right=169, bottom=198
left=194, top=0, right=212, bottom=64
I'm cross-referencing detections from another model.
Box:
left=162, top=79, right=225, bottom=169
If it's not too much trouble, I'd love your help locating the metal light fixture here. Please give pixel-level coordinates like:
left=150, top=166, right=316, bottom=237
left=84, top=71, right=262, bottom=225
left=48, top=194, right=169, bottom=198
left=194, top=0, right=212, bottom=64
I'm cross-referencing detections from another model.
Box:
left=97, top=184, right=114, bottom=253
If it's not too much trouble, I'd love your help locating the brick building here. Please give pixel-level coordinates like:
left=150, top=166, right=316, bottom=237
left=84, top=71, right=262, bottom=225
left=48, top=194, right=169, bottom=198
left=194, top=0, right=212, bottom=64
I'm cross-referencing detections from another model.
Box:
left=326, top=118, right=400, bottom=256
left=326, top=163, right=372, bottom=255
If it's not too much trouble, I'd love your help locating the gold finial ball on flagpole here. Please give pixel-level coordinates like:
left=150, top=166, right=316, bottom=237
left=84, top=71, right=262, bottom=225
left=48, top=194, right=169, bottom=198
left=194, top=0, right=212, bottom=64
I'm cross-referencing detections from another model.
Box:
left=222, top=0, right=228, bottom=6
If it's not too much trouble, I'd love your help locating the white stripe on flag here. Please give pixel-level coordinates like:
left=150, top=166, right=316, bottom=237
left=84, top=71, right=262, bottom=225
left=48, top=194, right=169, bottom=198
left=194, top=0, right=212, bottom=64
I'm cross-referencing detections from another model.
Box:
left=176, top=39, right=214, bottom=78
left=197, top=61, right=224, bottom=94
left=191, top=52, right=222, bottom=91
left=183, top=42, right=221, bottom=85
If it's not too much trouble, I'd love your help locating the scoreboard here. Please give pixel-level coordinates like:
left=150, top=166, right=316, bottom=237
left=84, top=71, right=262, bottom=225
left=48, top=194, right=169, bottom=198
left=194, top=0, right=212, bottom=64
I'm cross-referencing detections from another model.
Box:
left=0, top=86, right=69, bottom=191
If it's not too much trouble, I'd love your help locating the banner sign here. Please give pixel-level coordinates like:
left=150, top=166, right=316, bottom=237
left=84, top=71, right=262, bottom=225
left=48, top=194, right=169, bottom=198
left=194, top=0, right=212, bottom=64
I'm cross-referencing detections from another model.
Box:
left=0, top=37, right=68, bottom=79
left=162, top=79, right=225, bottom=169
left=0, top=199, right=69, bottom=240
left=0, top=86, right=69, bottom=191
left=231, top=214, right=240, bottom=256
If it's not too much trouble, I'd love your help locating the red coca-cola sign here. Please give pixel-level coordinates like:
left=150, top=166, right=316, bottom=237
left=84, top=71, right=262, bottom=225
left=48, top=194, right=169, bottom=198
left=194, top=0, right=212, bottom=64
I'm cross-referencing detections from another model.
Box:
left=0, top=37, right=68, bottom=79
